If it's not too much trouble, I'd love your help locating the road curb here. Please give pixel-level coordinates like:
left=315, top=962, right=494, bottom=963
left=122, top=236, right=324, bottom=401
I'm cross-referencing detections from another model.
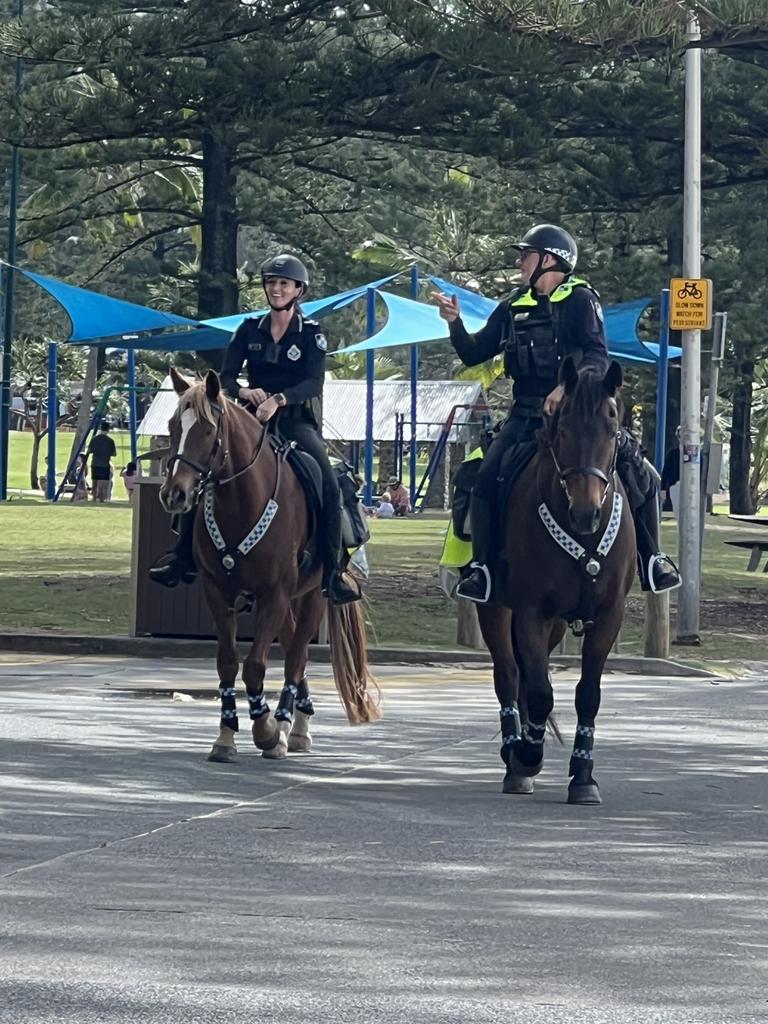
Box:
left=0, top=630, right=720, bottom=677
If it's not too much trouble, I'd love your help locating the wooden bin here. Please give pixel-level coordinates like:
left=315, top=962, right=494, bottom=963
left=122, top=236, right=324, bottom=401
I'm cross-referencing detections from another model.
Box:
left=129, top=477, right=256, bottom=639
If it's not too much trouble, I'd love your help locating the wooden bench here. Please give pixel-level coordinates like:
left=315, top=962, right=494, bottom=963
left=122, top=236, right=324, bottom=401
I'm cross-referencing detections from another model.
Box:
left=724, top=539, right=768, bottom=572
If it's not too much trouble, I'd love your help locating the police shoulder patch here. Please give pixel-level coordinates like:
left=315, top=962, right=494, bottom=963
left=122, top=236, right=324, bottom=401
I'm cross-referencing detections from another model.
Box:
left=315, top=332, right=327, bottom=351
left=591, top=299, right=604, bottom=323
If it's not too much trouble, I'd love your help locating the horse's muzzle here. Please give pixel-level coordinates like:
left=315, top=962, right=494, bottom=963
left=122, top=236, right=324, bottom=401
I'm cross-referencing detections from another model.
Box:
left=160, top=481, right=194, bottom=514
left=568, top=504, right=602, bottom=536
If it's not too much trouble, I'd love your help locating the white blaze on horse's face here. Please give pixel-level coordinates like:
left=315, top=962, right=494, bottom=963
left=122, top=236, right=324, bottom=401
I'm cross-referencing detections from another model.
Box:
left=160, top=402, right=210, bottom=514
left=176, top=408, right=197, bottom=463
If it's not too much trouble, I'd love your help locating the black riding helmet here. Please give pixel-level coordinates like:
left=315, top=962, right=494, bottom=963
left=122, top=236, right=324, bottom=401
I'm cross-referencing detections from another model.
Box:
left=511, top=224, right=578, bottom=277
left=260, top=253, right=310, bottom=291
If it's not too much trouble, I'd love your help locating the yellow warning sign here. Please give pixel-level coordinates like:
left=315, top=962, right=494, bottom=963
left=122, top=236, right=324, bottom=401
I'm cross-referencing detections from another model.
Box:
left=669, top=278, right=713, bottom=330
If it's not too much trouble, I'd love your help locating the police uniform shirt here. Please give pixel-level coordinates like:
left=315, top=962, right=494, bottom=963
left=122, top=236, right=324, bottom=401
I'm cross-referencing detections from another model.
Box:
left=448, top=283, right=609, bottom=396
left=220, top=312, right=328, bottom=405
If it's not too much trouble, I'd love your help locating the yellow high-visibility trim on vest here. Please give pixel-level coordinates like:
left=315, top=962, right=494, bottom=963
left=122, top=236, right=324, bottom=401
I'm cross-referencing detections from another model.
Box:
left=510, top=278, right=592, bottom=308
left=439, top=446, right=484, bottom=568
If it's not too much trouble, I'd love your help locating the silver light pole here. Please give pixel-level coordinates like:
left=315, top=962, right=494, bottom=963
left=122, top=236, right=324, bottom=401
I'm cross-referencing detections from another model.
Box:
left=676, top=10, right=702, bottom=644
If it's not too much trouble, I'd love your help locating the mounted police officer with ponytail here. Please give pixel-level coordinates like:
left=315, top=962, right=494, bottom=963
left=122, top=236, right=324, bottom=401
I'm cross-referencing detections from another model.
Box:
left=150, top=253, right=361, bottom=605
left=435, top=223, right=681, bottom=604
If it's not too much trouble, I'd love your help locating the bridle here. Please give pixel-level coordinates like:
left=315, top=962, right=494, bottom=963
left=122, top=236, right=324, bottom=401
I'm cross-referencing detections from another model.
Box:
left=548, top=429, right=620, bottom=509
left=168, top=399, right=269, bottom=495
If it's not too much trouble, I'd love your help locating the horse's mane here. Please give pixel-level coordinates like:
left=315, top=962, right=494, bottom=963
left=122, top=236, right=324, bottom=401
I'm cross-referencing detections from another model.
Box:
left=176, top=379, right=231, bottom=428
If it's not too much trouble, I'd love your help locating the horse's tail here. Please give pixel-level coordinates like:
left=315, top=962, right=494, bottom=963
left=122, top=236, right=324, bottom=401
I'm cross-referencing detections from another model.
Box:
left=328, top=598, right=382, bottom=725
left=546, top=712, right=564, bottom=746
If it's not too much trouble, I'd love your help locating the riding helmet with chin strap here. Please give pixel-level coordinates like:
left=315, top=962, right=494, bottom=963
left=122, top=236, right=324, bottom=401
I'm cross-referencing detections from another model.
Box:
left=260, top=253, right=310, bottom=311
left=511, top=224, right=578, bottom=287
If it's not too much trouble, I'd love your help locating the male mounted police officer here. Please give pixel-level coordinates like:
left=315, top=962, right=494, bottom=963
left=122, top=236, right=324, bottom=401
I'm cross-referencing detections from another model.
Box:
left=434, top=223, right=681, bottom=604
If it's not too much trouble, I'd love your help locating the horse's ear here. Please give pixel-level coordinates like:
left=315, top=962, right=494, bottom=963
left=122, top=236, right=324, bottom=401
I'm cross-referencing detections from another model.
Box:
left=170, top=366, right=191, bottom=395
left=559, top=355, right=578, bottom=395
left=205, top=369, right=221, bottom=403
left=603, top=360, right=623, bottom=396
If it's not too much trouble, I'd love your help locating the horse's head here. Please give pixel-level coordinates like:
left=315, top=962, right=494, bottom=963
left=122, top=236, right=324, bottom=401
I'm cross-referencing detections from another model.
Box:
left=159, top=368, right=226, bottom=513
left=549, top=357, right=623, bottom=535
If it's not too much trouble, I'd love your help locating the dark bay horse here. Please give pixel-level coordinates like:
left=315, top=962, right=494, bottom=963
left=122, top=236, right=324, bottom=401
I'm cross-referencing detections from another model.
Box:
left=477, top=358, right=636, bottom=804
left=160, top=368, right=380, bottom=763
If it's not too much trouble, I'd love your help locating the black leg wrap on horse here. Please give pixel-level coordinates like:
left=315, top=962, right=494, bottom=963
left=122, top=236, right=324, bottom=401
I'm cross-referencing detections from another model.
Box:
left=513, top=719, right=547, bottom=771
left=295, top=676, right=315, bottom=716
left=499, top=704, right=522, bottom=764
left=275, top=682, right=298, bottom=723
left=218, top=685, right=239, bottom=733
left=569, top=724, right=595, bottom=777
left=247, top=693, right=270, bottom=721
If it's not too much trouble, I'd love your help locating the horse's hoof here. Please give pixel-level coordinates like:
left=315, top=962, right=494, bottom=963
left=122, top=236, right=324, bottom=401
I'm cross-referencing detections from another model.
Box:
left=568, top=781, right=602, bottom=805
left=261, top=732, right=288, bottom=759
left=287, top=734, right=312, bottom=753
left=503, top=771, right=533, bottom=795
left=207, top=742, right=238, bottom=763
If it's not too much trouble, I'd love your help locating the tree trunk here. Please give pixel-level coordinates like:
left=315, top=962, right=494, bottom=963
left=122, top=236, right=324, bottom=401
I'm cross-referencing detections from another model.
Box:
left=30, top=428, right=42, bottom=491
left=68, top=347, right=99, bottom=471
left=198, top=128, right=239, bottom=369
left=729, top=349, right=755, bottom=514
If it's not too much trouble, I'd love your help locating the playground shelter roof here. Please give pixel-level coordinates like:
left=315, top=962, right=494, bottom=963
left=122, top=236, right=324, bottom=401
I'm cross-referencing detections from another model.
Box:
left=11, top=263, right=680, bottom=365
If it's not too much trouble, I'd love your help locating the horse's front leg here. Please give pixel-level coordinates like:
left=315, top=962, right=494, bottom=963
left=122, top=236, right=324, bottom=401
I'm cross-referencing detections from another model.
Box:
left=568, top=604, right=623, bottom=806
left=477, top=605, right=531, bottom=795
left=244, top=593, right=291, bottom=759
left=279, top=590, right=324, bottom=753
left=203, top=581, right=240, bottom=764
left=508, top=610, right=554, bottom=781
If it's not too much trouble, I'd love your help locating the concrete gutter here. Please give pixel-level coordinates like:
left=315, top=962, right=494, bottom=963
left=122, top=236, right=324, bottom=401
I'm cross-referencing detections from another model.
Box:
left=0, top=631, right=721, bottom=677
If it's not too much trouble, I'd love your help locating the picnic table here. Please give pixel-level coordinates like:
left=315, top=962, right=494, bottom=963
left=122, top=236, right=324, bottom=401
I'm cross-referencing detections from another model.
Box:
left=725, top=515, right=768, bottom=572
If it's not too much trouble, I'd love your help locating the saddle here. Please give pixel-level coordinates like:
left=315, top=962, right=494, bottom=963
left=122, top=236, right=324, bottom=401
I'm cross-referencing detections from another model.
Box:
left=449, top=440, right=538, bottom=543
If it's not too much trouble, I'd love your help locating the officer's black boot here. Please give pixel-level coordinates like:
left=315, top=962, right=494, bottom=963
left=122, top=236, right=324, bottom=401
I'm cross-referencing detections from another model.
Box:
left=456, top=494, right=495, bottom=603
left=149, top=509, right=198, bottom=588
left=634, top=494, right=682, bottom=594
left=320, top=498, right=361, bottom=605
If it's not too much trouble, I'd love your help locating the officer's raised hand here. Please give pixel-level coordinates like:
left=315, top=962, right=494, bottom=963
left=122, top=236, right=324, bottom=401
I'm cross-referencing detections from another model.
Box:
left=433, top=292, right=460, bottom=323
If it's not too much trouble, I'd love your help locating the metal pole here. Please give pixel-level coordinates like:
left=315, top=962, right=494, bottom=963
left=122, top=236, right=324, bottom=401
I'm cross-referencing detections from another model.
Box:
left=698, top=312, right=726, bottom=562
left=46, top=342, right=57, bottom=500
left=363, top=288, right=376, bottom=507
left=676, top=10, right=702, bottom=644
left=654, top=289, right=671, bottom=471
left=127, top=348, right=138, bottom=463
left=0, top=0, right=24, bottom=503
left=409, top=265, right=419, bottom=506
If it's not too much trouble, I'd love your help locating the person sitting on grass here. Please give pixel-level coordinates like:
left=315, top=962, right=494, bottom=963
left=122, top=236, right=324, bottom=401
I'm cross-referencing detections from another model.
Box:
left=376, top=492, right=395, bottom=519
left=387, top=476, right=411, bottom=517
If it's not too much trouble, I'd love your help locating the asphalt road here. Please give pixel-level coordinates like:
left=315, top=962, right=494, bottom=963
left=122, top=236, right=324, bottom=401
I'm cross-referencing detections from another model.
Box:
left=0, top=654, right=766, bottom=1023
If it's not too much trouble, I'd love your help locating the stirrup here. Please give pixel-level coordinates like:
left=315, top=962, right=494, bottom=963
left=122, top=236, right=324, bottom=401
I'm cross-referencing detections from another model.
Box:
left=456, top=562, right=492, bottom=604
left=648, top=553, right=682, bottom=594
left=149, top=553, right=197, bottom=588
left=323, top=568, right=362, bottom=605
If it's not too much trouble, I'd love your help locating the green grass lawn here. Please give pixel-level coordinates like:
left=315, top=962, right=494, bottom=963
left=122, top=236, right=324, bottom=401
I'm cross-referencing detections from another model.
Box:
left=8, top=428, right=154, bottom=501
left=0, top=495, right=766, bottom=661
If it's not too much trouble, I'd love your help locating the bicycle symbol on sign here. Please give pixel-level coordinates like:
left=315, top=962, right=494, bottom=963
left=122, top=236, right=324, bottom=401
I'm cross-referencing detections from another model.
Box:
left=677, top=281, right=702, bottom=299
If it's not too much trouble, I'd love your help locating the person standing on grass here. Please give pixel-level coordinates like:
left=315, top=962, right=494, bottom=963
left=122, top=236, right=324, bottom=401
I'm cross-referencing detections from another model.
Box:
left=86, top=422, right=116, bottom=503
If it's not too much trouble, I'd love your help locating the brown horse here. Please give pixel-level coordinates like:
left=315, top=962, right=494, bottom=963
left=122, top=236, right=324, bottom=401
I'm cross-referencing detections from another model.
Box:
left=477, top=357, right=636, bottom=804
left=160, top=368, right=380, bottom=763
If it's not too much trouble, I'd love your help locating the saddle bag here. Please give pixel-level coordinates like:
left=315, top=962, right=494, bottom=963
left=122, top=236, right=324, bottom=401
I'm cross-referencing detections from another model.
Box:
left=335, top=462, right=370, bottom=549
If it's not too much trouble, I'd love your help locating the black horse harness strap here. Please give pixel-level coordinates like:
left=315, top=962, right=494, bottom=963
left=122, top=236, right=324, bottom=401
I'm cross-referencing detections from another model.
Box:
left=537, top=490, right=624, bottom=636
left=203, top=439, right=291, bottom=574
